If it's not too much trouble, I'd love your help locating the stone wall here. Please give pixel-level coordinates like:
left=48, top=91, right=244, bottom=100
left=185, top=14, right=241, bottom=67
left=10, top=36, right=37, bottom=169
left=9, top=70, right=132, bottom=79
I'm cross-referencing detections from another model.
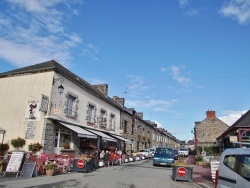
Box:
left=196, top=118, right=229, bottom=147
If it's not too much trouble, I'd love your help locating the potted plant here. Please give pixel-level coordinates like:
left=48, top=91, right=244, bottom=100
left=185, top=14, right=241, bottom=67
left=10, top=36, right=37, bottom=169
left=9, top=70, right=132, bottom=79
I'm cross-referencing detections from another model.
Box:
left=28, top=142, right=43, bottom=154
left=45, top=163, right=56, bottom=176
left=196, top=155, right=203, bottom=165
left=63, top=143, right=70, bottom=149
left=11, top=137, right=26, bottom=150
left=0, top=143, right=10, bottom=155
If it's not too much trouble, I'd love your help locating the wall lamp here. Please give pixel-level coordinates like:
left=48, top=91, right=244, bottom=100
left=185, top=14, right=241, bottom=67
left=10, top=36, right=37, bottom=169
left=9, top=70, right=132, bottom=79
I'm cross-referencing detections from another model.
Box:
left=53, top=78, right=64, bottom=95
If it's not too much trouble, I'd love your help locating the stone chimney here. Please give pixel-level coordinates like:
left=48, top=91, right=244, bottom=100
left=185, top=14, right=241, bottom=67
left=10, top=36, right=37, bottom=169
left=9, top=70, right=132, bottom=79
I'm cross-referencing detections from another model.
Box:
left=113, top=96, right=125, bottom=107
left=137, top=112, right=143, bottom=119
left=206, top=110, right=216, bottom=119
left=93, top=84, right=108, bottom=97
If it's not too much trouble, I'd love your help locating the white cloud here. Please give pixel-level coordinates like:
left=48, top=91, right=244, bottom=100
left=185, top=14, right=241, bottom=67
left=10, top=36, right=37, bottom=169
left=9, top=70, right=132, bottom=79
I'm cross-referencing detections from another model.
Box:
left=220, top=0, right=250, bottom=25
left=171, top=65, right=191, bottom=85
left=126, top=99, right=175, bottom=112
left=0, top=0, right=84, bottom=67
left=160, top=67, right=167, bottom=72
left=179, top=0, right=189, bottom=8
left=219, top=110, right=248, bottom=126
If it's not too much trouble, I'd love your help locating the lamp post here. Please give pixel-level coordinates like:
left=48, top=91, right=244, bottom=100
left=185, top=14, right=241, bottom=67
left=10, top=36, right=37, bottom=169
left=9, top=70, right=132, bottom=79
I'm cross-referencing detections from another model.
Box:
left=191, top=127, right=197, bottom=151
left=53, top=78, right=64, bottom=95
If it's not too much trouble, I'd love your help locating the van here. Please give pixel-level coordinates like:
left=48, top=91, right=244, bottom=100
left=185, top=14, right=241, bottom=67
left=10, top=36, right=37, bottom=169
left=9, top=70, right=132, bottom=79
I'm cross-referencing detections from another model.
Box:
left=215, top=148, right=250, bottom=188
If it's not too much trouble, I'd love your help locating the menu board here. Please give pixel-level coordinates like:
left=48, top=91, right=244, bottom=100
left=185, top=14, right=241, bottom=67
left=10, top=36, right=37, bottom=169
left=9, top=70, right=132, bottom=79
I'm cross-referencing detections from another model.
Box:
left=6, top=151, right=25, bottom=173
left=20, top=161, right=37, bottom=178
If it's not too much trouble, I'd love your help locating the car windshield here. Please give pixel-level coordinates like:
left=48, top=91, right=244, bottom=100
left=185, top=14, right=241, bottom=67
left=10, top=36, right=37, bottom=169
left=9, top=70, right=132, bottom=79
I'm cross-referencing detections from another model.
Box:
left=179, top=148, right=187, bottom=151
left=155, top=148, right=172, bottom=154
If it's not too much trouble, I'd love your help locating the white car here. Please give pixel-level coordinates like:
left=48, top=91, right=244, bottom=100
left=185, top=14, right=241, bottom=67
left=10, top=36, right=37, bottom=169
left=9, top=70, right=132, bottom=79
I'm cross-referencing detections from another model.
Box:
left=149, top=148, right=156, bottom=157
left=178, top=148, right=189, bottom=157
left=138, top=149, right=152, bottom=158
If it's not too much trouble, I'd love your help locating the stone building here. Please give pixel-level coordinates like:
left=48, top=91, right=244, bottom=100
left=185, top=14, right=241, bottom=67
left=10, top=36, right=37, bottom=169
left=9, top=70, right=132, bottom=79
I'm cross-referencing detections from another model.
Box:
left=194, top=110, right=229, bottom=148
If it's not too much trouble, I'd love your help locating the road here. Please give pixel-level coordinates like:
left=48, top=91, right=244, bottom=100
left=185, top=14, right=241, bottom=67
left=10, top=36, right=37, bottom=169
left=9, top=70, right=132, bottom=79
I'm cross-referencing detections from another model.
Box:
left=0, top=159, right=197, bottom=188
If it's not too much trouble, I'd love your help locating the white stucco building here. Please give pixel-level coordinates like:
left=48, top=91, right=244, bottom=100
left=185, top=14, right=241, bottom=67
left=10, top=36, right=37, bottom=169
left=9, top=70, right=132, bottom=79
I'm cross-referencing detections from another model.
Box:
left=0, top=60, right=131, bottom=154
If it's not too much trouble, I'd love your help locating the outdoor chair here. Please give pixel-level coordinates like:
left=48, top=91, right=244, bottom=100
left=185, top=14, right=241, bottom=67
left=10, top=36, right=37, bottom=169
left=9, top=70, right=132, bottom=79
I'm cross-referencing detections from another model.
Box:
left=57, top=158, right=70, bottom=173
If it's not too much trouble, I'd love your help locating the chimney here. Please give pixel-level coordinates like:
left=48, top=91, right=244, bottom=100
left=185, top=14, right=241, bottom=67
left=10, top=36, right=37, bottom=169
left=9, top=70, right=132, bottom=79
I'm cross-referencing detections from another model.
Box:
left=93, top=84, right=108, bottom=97
left=113, top=96, right=125, bottom=107
left=137, top=112, right=143, bottom=119
left=206, top=110, right=216, bottom=119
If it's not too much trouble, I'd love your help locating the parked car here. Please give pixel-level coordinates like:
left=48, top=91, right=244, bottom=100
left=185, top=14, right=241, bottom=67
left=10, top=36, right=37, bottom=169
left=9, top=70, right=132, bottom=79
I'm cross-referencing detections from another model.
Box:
left=138, top=149, right=152, bottom=158
left=215, top=147, right=250, bottom=188
left=178, top=148, right=189, bottom=157
left=149, top=148, right=156, bottom=157
left=173, top=149, right=179, bottom=160
left=153, top=147, right=174, bottom=166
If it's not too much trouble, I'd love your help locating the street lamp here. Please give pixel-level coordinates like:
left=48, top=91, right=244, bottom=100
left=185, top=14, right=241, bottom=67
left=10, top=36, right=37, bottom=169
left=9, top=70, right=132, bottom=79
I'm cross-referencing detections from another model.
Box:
left=53, top=78, right=64, bottom=95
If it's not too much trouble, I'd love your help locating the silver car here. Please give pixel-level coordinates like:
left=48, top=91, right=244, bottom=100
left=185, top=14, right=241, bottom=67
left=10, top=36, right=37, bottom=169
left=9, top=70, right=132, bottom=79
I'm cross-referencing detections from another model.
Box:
left=216, top=148, right=250, bottom=188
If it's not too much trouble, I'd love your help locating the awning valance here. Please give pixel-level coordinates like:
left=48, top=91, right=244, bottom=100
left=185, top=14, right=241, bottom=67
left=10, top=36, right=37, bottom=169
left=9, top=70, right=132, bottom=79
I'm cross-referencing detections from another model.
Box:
left=84, top=128, right=117, bottom=142
left=59, top=122, right=97, bottom=139
left=110, top=134, right=133, bottom=144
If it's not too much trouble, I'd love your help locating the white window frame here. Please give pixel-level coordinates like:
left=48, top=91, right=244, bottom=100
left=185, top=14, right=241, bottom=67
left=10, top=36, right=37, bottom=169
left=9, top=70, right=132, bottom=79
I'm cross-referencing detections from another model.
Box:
left=86, top=103, right=96, bottom=123
left=64, top=92, right=79, bottom=118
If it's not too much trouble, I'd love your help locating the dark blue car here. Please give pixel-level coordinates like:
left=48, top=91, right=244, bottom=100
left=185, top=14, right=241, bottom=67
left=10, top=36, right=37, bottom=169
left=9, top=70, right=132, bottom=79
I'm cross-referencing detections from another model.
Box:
left=153, top=147, right=174, bottom=166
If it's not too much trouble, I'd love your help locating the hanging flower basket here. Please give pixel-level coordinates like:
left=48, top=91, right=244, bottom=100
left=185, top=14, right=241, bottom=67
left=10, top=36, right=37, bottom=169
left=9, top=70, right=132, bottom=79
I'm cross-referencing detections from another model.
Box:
left=28, top=142, right=43, bottom=153
left=0, top=143, right=10, bottom=152
left=11, top=137, right=26, bottom=150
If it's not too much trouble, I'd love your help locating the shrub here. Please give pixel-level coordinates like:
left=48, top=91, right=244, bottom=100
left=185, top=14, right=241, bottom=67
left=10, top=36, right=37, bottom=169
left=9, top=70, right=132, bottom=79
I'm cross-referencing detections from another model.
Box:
left=196, top=155, right=203, bottom=162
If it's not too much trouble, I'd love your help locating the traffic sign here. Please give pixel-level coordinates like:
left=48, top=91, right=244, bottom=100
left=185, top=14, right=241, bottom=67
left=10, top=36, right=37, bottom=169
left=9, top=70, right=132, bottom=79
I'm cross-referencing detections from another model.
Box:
left=77, top=159, right=85, bottom=168
left=177, top=167, right=187, bottom=177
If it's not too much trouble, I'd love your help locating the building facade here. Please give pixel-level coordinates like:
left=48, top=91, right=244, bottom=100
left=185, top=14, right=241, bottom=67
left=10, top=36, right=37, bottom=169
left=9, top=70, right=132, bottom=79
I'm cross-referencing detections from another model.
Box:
left=194, top=110, right=229, bottom=148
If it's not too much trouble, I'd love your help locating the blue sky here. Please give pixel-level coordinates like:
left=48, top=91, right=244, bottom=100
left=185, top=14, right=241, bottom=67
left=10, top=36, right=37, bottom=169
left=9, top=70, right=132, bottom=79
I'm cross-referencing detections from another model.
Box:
left=0, top=0, right=250, bottom=141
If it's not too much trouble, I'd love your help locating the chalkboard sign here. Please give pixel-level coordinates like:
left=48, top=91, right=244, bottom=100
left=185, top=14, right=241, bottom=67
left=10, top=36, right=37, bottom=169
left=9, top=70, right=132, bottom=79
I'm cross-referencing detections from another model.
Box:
left=6, top=151, right=24, bottom=173
left=20, top=161, right=37, bottom=178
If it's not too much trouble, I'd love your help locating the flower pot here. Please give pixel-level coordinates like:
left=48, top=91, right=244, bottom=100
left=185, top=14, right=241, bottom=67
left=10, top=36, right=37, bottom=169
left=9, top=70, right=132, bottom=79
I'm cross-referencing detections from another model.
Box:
left=46, top=169, right=54, bottom=176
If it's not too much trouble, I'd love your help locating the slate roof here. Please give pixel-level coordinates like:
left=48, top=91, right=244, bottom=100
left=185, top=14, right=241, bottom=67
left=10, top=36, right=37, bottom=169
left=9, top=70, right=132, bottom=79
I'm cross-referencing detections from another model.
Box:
left=217, top=109, right=250, bottom=140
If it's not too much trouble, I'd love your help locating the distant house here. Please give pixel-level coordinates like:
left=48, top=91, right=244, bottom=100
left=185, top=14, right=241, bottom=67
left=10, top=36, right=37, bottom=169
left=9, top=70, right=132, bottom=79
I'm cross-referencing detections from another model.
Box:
left=217, top=110, right=250, bottom=149
left=194, top=110, right=229, bottom=148
left=186, top=140, right=194, bottom=150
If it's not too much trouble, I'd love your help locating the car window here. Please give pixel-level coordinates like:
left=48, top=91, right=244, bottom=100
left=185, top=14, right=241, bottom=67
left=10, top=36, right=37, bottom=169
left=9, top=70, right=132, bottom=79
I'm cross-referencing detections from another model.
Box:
left=223, top=155, right=237, bottom=170
left=155, top=148, right=172, bottom=154
left=239, top=156, right=250, bottom=180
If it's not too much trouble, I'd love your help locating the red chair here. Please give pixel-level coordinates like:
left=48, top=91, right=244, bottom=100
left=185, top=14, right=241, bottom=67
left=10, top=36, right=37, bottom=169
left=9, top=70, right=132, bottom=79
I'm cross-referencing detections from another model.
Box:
left=40, top=153, right=47, bottom=160
left=30, top=154, right=38, bottom=162
left=36, top=159, right=46, bottom=175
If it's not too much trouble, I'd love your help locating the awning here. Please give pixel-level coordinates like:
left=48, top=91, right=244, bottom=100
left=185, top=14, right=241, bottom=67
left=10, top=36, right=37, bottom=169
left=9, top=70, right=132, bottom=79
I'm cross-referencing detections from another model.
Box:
left=110, top=134, right=133, bottom=144
left=84, top=128, right=117, bottom=142
left=59, top=122, right=97, bottom=139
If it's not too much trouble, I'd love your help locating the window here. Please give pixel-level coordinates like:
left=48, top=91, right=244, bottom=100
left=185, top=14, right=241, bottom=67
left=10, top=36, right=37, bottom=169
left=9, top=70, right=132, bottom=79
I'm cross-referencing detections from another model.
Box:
left=239, top=156, right=250, bottom=180
left=39, top=94, right=49, bottom=112
left=124, top=120, right=127, bottom=133
left=223, top=155, right=237, bottom=170
left=98, top=109, right=107, bottom=128
left=110, top=114, right=116, bottom=130
left=86, top=103, right=96, bottom=123
left=64, top=92, right=79, bottom=118
left=54, top=129, right=72, bottom=147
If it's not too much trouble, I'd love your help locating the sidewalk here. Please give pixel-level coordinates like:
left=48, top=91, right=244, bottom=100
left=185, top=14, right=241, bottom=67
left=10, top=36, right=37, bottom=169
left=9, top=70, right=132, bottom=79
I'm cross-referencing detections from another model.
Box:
left=185, top=155, right=215, bottom=188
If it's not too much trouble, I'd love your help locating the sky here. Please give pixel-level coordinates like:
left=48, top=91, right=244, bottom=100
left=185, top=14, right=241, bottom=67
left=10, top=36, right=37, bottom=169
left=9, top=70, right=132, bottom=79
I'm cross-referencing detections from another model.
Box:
left=0, top=0, right=250, bottom=141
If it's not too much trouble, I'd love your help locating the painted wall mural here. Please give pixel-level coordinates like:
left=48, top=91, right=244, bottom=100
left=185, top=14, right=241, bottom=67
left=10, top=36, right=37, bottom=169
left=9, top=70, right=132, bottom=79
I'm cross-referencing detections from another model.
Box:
left=25, top=97, right=40, bottom=121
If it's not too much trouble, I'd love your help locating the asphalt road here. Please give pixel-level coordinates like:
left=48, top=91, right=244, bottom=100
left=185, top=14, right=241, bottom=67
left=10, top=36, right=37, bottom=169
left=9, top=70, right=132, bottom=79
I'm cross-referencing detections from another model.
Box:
left=0, top=159, right=198, bottom=188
